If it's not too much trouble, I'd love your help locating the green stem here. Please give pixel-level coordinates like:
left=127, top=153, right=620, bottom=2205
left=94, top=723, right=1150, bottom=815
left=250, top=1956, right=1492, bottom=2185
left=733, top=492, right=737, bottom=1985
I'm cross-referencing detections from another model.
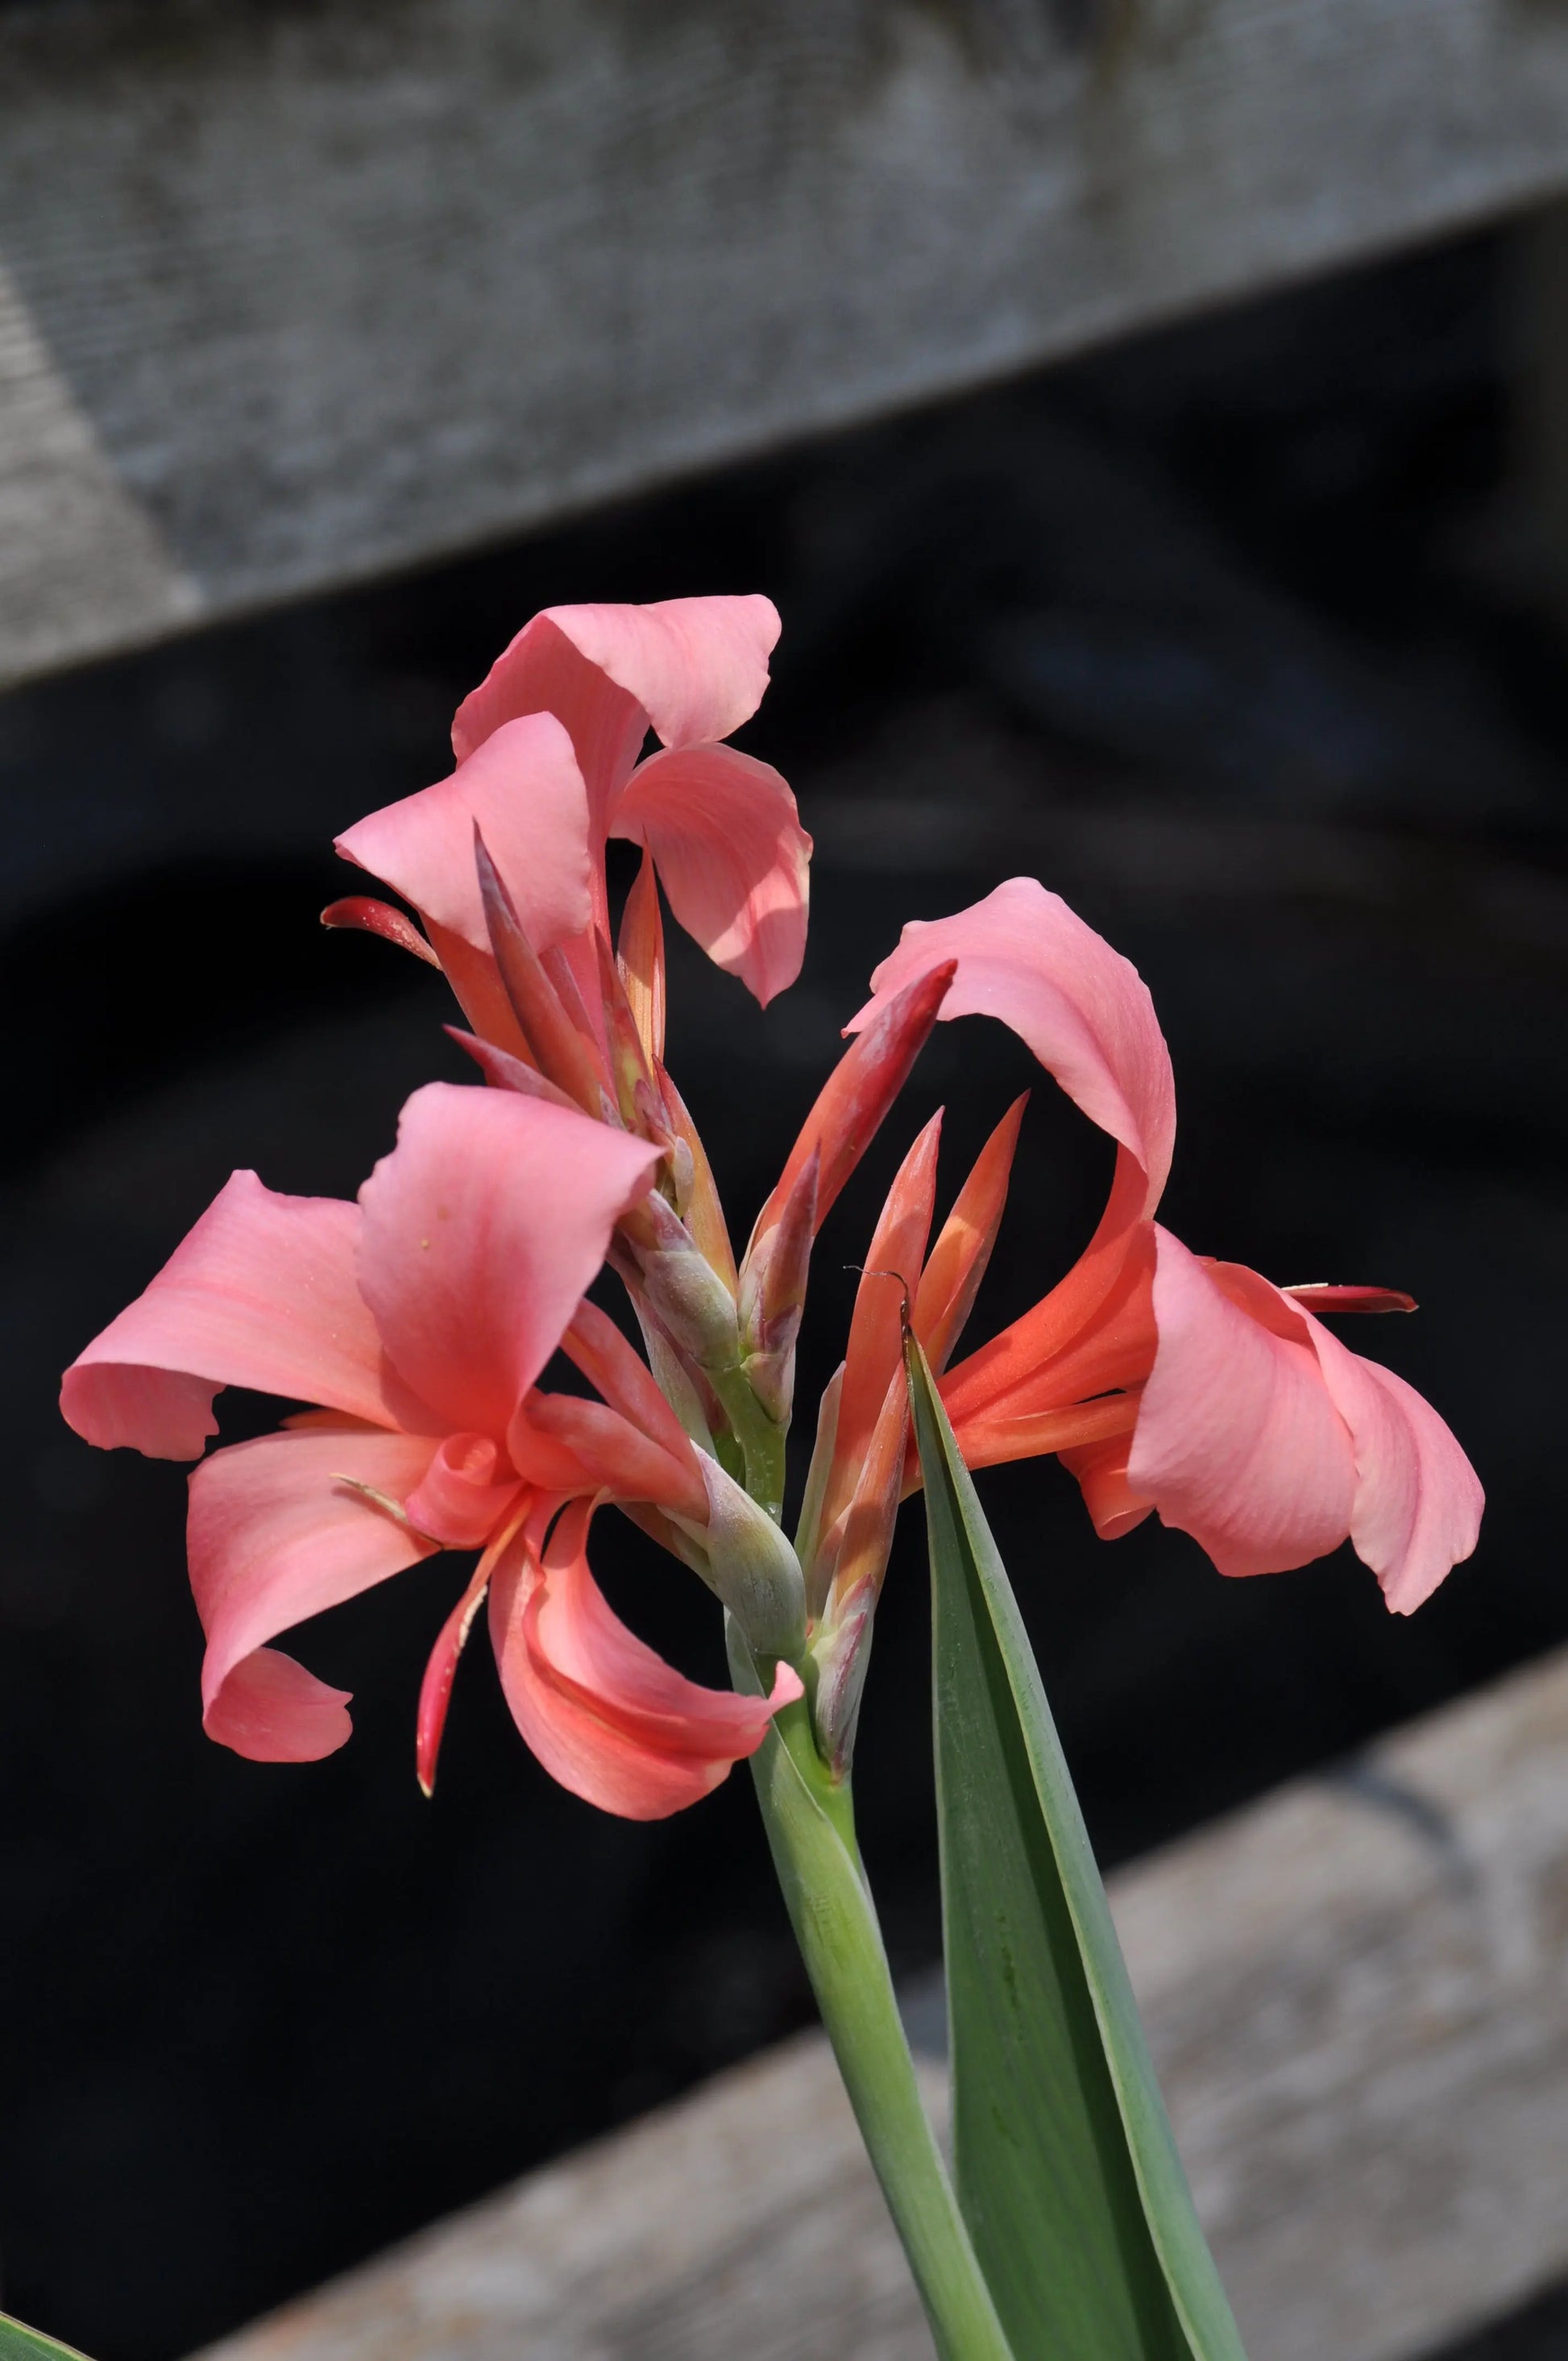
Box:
left=736, top=1665, right=1015, bottom=2361
left=708, top=1364, right=789, bottom=1521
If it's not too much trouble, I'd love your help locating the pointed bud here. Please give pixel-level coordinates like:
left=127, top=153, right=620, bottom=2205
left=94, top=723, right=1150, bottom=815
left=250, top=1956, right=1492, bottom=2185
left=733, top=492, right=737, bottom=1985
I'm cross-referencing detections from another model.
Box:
left=737, top=1146, right=818, bottom=1425
left=749, top=959, right=955, bottom=1257
left=620, top=1187, right=742, bottom=1372
left=680, top=1452, right=807, bottom=1663
left=321, top=895, right=442, bottom=966
left=595, top=927, right=663, bottom=1132
left=914, top=1093, right=1027, bottom=1374
left=475, top=827, right=611, bottom=1118
left=1280, top=1283, right=1417, bottom=1314
left=444, top=1027, right=585, bottom=1114
left=617, top=847, right=667, bottom=1067
left=796, top=1363, right=844, bottom=1622
left=657, top=1061, right=738, bottom=1294
left=810, top=1370, right=908, bottom=1773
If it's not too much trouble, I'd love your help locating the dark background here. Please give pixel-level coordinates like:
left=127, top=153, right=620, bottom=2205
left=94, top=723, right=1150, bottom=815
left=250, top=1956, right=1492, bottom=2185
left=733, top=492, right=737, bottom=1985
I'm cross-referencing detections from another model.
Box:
left=4, top=221, right=1566, bottom=2358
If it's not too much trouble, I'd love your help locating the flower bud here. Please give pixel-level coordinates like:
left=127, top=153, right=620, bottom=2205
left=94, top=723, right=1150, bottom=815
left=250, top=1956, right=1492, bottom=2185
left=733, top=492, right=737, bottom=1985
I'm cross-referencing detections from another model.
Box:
left=738, top=1147, right=818, bottom=1425
left=621, top=1191, right=741, bottom=1377
left=678, top=1452, right=807, bottom=1664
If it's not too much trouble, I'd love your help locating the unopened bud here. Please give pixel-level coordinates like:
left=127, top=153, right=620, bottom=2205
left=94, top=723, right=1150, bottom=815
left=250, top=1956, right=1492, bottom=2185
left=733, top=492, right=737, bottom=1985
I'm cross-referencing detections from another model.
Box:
left=738, top=1147, right=818, bottom=1425
left=621, top=1189, right=741, bottom=1372
left=678, top=1453, right=807, bottom=1664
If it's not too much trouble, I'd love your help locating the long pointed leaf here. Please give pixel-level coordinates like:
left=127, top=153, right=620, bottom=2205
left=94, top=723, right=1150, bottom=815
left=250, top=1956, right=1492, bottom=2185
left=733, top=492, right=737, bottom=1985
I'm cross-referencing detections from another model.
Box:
left=0, top=2315, right=93, bottom=2361
left=907, top=1336, right=1247, bottom=2361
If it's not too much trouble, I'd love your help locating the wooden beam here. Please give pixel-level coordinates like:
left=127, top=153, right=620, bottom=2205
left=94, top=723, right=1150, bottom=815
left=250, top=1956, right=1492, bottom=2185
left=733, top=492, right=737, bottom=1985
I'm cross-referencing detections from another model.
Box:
left=3, top=0, right=1568, bottom=690
left=196, top=1646, right=1568, bottom=2361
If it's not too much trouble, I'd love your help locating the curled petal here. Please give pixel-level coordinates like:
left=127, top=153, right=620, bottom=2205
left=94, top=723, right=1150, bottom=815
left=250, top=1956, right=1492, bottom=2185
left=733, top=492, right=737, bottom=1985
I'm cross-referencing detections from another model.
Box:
left=357, top=1085, right=659, bottom=1440
left=488, top=1500, right=802, bottom=1820
left=613, top=743, right=811, bottom=1007
left=336, top=713, right=592, bottom=956
left=191, top=1426, right=441, bottom=1761
left=403, top=1432, right=525, bottom=1549
left=453, top=599, right=781, bottom=815
left=416, top=1494, right=560, bottom=1796
left=1129, top=1229, right=1357, bottom=1578
left=62, top=1172, right=417, bottom=1459
left=1059, top=1429, right=1154, bottom=1541
left=1290, top=1301, right=1483, bottom=1612
left=848, top=879, right=1176, bottom=1214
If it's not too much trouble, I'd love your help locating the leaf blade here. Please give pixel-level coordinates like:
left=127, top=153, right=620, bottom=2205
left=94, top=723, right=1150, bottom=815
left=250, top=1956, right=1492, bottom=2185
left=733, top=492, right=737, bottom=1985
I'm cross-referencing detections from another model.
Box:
left=909, top=1336, right=1247, bottom=2361
left=0, top=2315, right=93, bottom=2361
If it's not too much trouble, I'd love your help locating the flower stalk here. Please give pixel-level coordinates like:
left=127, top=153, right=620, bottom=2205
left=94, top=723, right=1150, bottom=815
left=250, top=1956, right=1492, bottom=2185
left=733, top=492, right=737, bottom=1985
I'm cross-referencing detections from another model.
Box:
left=730, top=1634, right=1014, bottom=2361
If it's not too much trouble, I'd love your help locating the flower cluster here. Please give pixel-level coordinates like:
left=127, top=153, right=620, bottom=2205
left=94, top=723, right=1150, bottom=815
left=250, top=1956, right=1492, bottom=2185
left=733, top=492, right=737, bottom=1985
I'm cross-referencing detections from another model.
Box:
left=61, top=598, right=1482, bottom=1816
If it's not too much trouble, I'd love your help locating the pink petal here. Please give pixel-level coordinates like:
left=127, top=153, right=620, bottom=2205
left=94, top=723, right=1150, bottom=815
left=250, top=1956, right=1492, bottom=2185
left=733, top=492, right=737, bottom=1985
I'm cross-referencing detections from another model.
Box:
left=335, top=713, right=592, bottom=956
left=1289, top=1305, right=1483, bottom=1612
left=848, top=879, right=1176, bottom=1213
left=487, top=1500, right=802, bottom=1820
left=403, top=1431, right=525, bottom=1549
left=61, top=1172, right=417, bottom=1460
left=356, top=1084, right=659, bottom=1440
left=203, top=1650, right=354, bottom=1765
left=1129, top=1228, right=1357, bottom=1577
left=191, top=1426, right=441, bottom=1761
left=452, top=599, right=781, bottom=817
left=612, top=743, right=811, bottom=1006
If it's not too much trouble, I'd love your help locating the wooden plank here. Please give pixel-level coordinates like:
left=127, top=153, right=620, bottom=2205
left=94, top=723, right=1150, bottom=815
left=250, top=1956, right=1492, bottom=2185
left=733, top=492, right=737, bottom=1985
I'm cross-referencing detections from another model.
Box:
left=196, top=1646, right=1568, bottom=2361
left=4, top=0, right=1568, bottom=689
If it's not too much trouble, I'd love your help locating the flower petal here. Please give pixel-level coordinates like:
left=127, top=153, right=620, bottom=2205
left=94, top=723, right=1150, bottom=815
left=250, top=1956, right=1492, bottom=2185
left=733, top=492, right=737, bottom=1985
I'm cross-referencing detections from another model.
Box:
left=1290, top=1307, right=1483, bottom=1612
left=612, top=743, right=811, bottom=1006
left=61, top=1172, right=416, bottom=1459
left=452, top=598, right=781, bottom=817
left=191, top=1426, right=441, bottom=1761
left=1128, top=1227, right=1357, bottom=1577
left=335, top=713, right=592, bottom=956
left=357, top=1084, right=661, bottom=1442
left=487, top=1500, right=802, bottom=1820
left=849, top=878, right=1176, bottom=1213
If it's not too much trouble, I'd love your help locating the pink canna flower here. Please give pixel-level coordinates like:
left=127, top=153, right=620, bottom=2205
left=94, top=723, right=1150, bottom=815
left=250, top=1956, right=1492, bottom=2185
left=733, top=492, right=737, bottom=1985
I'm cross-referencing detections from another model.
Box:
left=329, top=595, right=811, bottom=1022
left=60, top=1083, right=799, bottom=1811
left=847, top=878, right=1483, bottom=1615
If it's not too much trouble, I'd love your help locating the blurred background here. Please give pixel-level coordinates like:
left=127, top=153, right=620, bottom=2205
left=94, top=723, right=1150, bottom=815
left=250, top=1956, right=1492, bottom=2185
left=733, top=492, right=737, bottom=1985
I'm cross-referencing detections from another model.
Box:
left=2, top=5, right=1568, bottom=2359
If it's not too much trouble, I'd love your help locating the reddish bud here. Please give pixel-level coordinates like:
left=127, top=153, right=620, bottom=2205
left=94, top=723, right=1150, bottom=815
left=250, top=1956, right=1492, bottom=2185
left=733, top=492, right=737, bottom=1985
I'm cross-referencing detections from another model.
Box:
left=475, top=828, right=611, bottom=1119
left=321, top=896, right=441, bottom=967
left=750, top=959, right=955, bottom=1255
left=914, top=1093, right=1027, bottom=1374
left=1281, top=1284, right=1418, bottom=1315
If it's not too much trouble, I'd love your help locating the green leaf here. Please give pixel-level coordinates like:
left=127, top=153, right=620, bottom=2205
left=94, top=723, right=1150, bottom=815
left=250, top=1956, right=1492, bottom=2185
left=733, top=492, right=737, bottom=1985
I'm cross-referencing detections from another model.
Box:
left=0, top=2315, right=93, bottom=2361
left=907, top=1337, right=1247, bottom=2361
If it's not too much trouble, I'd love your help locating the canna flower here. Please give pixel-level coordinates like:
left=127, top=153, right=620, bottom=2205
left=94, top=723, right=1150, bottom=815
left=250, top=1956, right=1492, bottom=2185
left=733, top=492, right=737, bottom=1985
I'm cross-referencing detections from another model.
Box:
left=60, top=1083, right=800, bottom=1815
left=848, top=878, right=1483, bottom=1615
left=327, top=595, right=811, bottom=1039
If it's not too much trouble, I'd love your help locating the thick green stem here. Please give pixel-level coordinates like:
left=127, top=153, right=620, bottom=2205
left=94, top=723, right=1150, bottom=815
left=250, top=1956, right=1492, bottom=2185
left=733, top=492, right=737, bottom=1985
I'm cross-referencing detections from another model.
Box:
left=735, top=1662, right=1015, bottom=2361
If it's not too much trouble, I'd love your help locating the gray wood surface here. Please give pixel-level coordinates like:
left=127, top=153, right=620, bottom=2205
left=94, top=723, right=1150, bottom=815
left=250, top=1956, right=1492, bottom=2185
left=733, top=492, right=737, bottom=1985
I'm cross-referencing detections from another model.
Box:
left=197, top=1646, right=1568, bottom=2361
left=6, top=0, right=1568, bottom=689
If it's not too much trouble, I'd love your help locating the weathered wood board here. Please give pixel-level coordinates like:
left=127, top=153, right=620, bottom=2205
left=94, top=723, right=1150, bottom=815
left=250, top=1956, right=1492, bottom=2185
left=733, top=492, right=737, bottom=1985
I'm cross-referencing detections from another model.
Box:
left=197, top=1646, right=1568, bottom=2361
left=4, top=0, right=1568, bottom=689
